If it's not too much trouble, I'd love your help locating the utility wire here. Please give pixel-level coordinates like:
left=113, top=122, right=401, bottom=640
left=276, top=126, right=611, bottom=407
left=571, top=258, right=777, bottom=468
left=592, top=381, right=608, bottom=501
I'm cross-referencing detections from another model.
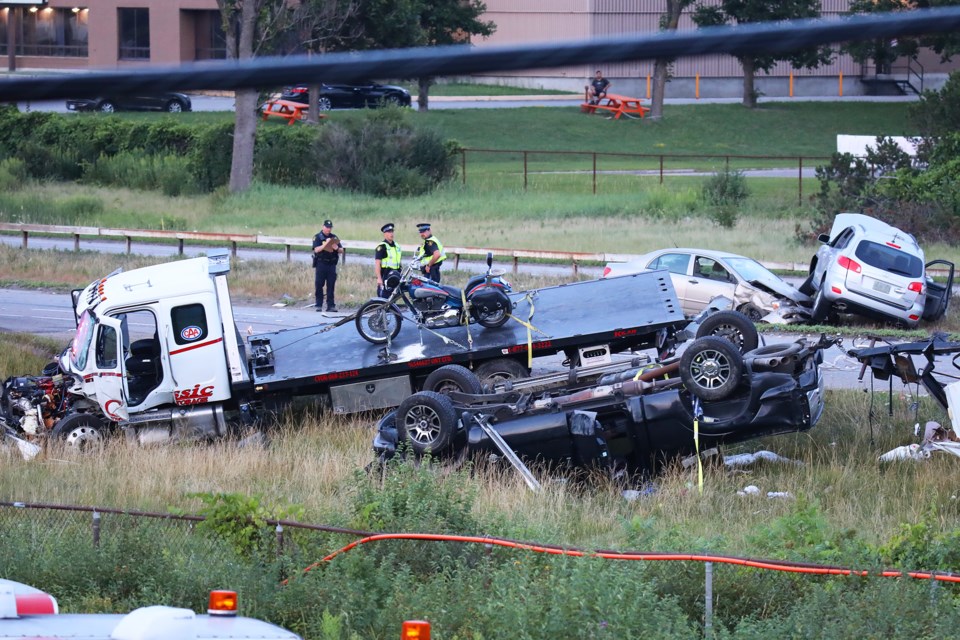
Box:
left=2, top=8, right=960, bottom=102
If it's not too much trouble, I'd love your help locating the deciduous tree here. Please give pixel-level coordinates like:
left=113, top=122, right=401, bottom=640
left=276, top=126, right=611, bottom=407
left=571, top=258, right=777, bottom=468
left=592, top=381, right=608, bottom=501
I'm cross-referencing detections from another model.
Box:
left=650, top=0, right=696, bottom=119
left=692, top=0, right=833, bottom=108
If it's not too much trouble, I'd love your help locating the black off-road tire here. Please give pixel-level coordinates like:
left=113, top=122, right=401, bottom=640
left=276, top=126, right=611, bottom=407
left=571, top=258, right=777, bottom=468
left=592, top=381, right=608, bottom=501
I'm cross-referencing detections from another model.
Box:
left=396, top=391, right=458, bottom=455
left=422, top=365, right=482, bottom=395
left=680, top=336, right=744, bottom=401
left=695, top=310, right=759, bottom=353
left=474, top=358, right=530, bottom=386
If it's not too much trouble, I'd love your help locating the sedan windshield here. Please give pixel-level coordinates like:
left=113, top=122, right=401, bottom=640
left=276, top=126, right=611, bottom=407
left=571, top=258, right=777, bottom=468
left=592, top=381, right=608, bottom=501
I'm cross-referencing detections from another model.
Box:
left=725, top=257, right=784, bottom=286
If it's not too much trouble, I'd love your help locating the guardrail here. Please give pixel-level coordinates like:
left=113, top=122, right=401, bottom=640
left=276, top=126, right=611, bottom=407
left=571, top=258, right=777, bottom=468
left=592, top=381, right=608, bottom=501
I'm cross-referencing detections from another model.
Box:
left=0, top=222, right=814, bottom=276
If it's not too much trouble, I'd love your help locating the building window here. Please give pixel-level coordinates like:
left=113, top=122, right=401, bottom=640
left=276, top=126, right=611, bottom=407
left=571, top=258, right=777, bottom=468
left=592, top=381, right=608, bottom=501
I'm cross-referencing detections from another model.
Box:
left=118, top=7, right=149, bottom=60
left=4, top=7, right=88, bottom=58
left=194, top=10, right=226, bottom=60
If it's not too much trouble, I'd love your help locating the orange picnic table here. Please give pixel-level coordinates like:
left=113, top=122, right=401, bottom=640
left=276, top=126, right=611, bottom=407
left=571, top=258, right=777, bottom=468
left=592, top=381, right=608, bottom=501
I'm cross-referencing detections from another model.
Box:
left=261, top=99, right=325, bottom=125
left=581, top=93, right=649, bottom=119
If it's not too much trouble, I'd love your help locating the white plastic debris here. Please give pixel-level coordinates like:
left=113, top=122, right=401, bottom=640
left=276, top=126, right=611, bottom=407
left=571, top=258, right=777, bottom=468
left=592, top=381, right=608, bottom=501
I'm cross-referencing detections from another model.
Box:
left=737, top=485, right=761, bottom=496
left=766, top=491, right=793, bottom=499
left=2, top=433, right=41, bottom=461
left=724, top=450, right=802, bottom=467
left=878, top=443, right=930, bottom=462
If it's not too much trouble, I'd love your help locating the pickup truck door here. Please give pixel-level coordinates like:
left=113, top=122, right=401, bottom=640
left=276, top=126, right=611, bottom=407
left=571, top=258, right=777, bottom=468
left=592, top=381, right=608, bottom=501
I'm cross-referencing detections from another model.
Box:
left=91, top=315, right=129, bottom=421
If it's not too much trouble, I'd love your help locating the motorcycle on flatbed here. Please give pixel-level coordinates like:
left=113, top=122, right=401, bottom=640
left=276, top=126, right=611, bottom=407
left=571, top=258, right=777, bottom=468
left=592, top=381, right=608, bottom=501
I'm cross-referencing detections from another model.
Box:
left=355, top=253, right=514, bottom=345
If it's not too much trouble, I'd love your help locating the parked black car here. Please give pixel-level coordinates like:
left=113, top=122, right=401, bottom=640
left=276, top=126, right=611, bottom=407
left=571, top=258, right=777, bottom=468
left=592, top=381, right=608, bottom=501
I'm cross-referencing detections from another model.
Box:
left=374, top=335, right=832, bottom=479
left=66, top=92, right=192, bottom=113
left=281, top=81, right=412, bottom=110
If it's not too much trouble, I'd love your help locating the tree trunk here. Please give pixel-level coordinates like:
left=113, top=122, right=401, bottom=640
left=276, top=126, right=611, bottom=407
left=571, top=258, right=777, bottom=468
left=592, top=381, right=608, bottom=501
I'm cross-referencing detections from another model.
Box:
left=228, top=0, right=259, bottom=193
left=308, top=83, right=321, bottom=123
left=741, top=56, right=757, bottom=108
left=650, top=59, right=669, bottom=119
left=417, top=76, right=432, bottom=112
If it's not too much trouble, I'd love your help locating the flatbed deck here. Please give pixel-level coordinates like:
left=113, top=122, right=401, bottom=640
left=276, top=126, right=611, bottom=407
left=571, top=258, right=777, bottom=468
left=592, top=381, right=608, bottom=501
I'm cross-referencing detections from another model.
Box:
left=246, top=271, right=683, bottom=398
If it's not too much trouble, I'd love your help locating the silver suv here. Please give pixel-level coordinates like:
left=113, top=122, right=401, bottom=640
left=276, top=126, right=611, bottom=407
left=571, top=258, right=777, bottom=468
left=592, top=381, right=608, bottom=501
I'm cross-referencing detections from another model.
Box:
left=805, top=213, right=950, bottom=327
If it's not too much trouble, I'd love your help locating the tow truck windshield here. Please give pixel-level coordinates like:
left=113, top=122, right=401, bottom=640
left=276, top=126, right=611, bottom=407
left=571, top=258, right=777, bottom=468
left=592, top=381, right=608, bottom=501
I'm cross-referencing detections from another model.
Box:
left=70, top=310, right=95, bottom=371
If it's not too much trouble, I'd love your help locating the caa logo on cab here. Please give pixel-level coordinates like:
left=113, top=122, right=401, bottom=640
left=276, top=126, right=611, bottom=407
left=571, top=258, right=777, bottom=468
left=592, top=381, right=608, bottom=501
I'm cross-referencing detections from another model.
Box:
left=181, top=326, right=203, bottom=341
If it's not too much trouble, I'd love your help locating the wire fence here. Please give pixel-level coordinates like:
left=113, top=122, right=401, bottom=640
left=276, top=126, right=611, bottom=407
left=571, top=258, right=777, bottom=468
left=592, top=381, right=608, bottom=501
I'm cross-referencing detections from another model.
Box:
left=459, top=148, right=832, bottom=204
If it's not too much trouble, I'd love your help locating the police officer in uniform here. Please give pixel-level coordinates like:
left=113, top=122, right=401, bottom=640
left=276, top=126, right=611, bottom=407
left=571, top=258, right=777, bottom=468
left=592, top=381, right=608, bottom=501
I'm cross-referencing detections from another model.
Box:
left=312, top=219, right=342, bottom=312
left=415, top=222, right=446, bottom=283
left=374, top=222, right=402, bottom=297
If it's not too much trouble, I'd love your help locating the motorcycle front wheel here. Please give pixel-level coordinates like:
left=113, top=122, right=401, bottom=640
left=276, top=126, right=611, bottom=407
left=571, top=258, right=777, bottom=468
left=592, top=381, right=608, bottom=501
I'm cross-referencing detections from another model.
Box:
left=355, top=299, right=403, bottom=344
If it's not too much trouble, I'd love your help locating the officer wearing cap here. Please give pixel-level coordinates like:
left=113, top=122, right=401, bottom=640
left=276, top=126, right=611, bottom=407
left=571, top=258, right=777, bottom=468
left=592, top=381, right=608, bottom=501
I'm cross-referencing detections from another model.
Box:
left=312, top=219, right=343, bottom=312
left=374, top=222, right=402, bottom=297
left=415, top=222, right=446, bottom=283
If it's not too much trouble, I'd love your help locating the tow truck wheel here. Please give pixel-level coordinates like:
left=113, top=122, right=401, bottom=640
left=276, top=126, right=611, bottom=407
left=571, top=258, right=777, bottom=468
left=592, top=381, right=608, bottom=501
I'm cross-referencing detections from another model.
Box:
left=355, top=299, right=402, bottom=344
left=695, top=309, right=758, bottom=353
left=474, top=358, right=530, bottom=387
left=423, top=365, right=482, bottom=395
left=396, top=391, right=458, bottom=455
left=680, top=336, right=744, bottom=401
left=51, top=413, right=105, bottom=452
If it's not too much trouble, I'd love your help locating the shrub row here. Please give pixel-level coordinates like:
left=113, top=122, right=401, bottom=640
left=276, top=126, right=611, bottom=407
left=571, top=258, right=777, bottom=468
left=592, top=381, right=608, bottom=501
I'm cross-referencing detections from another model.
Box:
left=0, top=106, right=458, bottom=197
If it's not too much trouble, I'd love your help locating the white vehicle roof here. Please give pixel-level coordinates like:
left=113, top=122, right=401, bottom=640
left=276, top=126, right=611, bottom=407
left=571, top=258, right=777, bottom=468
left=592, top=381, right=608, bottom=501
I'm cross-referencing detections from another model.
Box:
left=829, top=213, right=922, bottom=255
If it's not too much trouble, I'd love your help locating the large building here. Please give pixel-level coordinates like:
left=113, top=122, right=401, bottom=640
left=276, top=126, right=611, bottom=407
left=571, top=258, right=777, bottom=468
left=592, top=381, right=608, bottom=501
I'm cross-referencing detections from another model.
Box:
left=1, top=0, right=955, bottom=97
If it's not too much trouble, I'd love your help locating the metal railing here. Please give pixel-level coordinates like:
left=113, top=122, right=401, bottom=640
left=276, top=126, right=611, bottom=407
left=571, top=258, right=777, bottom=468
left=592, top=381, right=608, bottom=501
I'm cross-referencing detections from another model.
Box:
left=0, top=222, right=813, bottom=277
left=459, top=148, right=830, bottom=206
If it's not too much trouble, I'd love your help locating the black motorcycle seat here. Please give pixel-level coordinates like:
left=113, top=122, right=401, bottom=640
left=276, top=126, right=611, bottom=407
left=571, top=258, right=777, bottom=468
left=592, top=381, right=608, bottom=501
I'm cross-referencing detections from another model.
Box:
left=440, top=284, right=463, bottom=298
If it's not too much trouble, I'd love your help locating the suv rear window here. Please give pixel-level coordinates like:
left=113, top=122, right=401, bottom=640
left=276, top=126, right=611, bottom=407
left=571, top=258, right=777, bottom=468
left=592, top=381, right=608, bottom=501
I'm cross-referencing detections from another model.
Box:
left=854, top=241, right=923, bottom=278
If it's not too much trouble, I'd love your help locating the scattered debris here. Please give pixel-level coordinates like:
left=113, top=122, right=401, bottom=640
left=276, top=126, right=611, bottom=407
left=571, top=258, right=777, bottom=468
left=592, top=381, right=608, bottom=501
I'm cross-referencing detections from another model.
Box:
left=724, top=450, right=802, bottom=467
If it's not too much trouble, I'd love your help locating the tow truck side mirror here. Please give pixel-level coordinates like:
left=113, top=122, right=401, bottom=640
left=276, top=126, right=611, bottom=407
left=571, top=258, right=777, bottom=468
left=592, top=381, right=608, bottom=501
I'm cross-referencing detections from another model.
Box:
left=817, top=233, right=830, bottom=244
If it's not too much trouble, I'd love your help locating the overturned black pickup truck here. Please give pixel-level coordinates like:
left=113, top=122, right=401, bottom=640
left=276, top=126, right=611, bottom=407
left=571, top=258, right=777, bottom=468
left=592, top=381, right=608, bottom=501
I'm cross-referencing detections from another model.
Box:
left=374, top=335, right=834, bottom=479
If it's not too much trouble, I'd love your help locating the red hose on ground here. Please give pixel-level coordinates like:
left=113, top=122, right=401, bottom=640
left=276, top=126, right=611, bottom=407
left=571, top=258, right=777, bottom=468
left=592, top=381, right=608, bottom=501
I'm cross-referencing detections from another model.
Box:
left=290, top=532, right=960, bottom=585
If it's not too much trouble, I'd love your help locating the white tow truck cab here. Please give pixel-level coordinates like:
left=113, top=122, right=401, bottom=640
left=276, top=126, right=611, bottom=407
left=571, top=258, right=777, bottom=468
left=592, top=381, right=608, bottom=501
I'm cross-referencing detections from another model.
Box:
left=0, top=579, right=301, bottom=639
left=60, top=249, right=248, bottom=445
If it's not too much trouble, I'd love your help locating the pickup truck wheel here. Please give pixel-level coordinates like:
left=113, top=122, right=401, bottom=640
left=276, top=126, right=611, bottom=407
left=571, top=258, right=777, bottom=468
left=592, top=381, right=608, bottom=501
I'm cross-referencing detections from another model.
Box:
left=474, top=358, right=530, bottom=386
left=51, top=413, right=105, bottom=452
left=396, top=391, right=458, bottom=455
left=695, top=310, right=758, bottom=353
left=680, top=336, right=743, bottom=401
left=355, top=299, right=402, bottom=344
left=423, top=365, right=482, bottom=395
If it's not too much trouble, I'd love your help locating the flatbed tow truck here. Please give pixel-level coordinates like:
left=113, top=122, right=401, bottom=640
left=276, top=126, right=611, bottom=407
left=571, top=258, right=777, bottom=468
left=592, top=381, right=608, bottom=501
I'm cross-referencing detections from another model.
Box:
left=2, top=249, right=689, bottom=448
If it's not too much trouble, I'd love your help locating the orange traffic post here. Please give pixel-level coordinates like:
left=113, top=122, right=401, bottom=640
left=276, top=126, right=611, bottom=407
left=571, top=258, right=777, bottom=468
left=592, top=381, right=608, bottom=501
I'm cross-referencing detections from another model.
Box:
left=646, top=74, right=651, bottom=99
left=695, top=74, right=700, bottom=99
left=839, top=72, right=843, bottom=97
left=789, top=72, right=794, bottom=97
left=402, top=620, right=431, bottom=639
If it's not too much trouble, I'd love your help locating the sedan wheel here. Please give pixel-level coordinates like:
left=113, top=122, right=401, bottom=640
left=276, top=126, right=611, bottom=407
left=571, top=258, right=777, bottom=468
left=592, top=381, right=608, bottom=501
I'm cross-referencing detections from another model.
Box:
left=165, top=100, right=184, bottom=113
left=98, top=101, right=116, bottom=113
left=318, top=97, right=333, bottom=111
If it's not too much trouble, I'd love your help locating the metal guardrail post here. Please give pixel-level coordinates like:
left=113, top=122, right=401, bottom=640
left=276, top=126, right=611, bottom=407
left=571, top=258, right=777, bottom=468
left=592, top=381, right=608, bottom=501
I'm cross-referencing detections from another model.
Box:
left=523, top=150, right=528, bottom=191
left=659, top=156, right=664, bottom=184
left=125, top=237, right=132, bottom=254
left=461, top=149, right=466, bottom=185
left=285, top=244, right=291, bottom=262
left=276, top=524, right=284, bottom=558
left=572, top=260, right=578, bottom=277
left=178, top=239, right=184, bottom=255
left=92, top=510, right=101, bottom=548
left=74, top=233, right=80, bottom=251
left=512, top=256, right=519, bottom=275
left=592, top=152, right=597, bottom=194
left=705, top=561, right=714, bottom=639
left=21, top=230, right=27, bottom=249
left=231, top=241, right=237, bottom=258
left=798, top=157, right=804, bottom=206
left=454, top=253, right=461, bottom=270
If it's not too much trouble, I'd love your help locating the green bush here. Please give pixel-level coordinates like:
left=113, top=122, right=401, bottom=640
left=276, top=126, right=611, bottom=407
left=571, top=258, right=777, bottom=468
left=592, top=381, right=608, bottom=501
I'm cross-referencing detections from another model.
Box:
left=255, top=125, right=323, bottom=186
left=86, top=152, right=198, bottom=196
left=312, top=108, right=457, bottom=196
left=0, top=158, right=28, bottom=191
left=189, top=122, right=234, bottom=192
left=701, top=167, right=749, bottom=228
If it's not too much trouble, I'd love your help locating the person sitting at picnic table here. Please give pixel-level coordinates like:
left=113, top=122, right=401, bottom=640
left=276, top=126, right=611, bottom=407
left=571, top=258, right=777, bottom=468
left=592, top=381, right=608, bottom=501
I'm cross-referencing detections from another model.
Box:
left=585, top=70, right=612, bottom=105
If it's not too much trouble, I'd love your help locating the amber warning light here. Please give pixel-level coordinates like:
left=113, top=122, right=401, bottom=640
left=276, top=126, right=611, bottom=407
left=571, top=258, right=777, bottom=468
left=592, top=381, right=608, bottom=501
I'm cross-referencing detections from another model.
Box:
left=402, top=620, right=431, bottom=639
left=207, top=590, right=238, bottom=616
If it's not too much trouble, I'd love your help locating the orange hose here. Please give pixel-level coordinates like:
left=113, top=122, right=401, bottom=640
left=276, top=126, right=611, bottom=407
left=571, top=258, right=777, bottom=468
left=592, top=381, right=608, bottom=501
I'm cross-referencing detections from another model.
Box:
left=289, top=532, right=960, bottom=585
